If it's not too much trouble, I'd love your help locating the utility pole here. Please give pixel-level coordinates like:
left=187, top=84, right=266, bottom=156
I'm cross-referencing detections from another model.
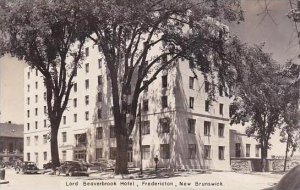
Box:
left=138, top=103, right=143, bottom=174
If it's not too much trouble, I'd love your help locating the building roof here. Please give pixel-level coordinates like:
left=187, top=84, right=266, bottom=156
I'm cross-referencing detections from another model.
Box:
left=0, top=123, right=23, bottom=138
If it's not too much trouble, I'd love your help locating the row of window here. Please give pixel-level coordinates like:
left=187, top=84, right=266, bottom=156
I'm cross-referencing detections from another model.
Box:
left=189, top=98, right=224, bottom=114
left=235, top=143, right=260, bottom=158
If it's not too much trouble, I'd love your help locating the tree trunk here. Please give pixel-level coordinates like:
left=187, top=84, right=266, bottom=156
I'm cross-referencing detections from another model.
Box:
left=283, top=135, right=290, bottom=172
left=260, top=144, right=268, bottom=172
left=50, top=125, right=60, bottom=170
left=114, top=112, right=129, bottom=174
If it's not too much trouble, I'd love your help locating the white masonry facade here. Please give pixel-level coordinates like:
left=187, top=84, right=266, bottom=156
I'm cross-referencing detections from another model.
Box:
left=24, top=40, right=232, bottom=171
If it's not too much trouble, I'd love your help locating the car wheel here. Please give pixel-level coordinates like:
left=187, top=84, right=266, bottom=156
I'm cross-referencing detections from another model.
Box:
left=55, top=170, right=60, bottom=176
left=68, top=170, right=74, bottom=177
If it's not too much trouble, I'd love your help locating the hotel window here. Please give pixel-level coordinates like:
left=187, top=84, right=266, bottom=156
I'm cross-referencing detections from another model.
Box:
left=27, top=153, right=30, bottom=161
left=96, top=127, right=103, bottom=139
left=110, top=147, right=117, bottom=160
left=162, top=75, right=168, bottom=88
left=43, top=152, right=47, bottom=161
left=189, top=77, right=194, bottom=89
left=98, top=75, right=103, bottom=85
left=85, top=95, right=89, bottom=105
left=44, top=106, right=47, bottom=114
left=35, top=108, right=38, bottom=116
left=204, top=145, right=211, bottom=159
left=27, top=97, right=30, bottom=105
left=204, top=121, right=211, bottom=136
left=219, top=85, right=224, bottom=96
left=246, top=144, right=251, bottom=157
left=44, top=120, right=47, bottom=128
left=35, top=81, right=38, bottom=89
left=27, top=123, right=30, bottom=131
left=235, top=143, right=241, bottom=157
left=27, top=72, right=30, bottom=79
left=85, top=47, right=89, bottom=56
left=73, top=98, right=77, bottom=107
left=34, top=136, right=38, bottom=146
left=160, top=118, right=170, bottom=133
left=85, top=79, right=89, bottom=89
left=161, top=96, right=168, bottom=108
left=43, top=135, right=47, bottom=144
left=44, top=92, right=47, bottom=101
left=204, top=81, right=210, bottom=93
left=27, top=110, right=30, bottom=118
left=189, top=97, right=194, bottom=109
left=160, top=144, right=170, bottom=159
left=98, top=92, right=102, bottom=102
left=96, top=148, right=103, bottom=159
left=218, top=123, right=225, bottom=137
left=62, top=151, right=66, bottom=161
left=142, top=121, right=150, bottom=135
left=26, top=137, right=30, bottom=146
left=219, top=103, right=224, bottom=115
left=143, top=100, right=149, bottom=112
left=36, top=69, right=38, bottom=76
left=189, top=57, right=194, bottom=68
left=142, top=145, right=150, bottom=159
left=110, top=125, right=116, bottom=138
left=205, top=100, right=210, bottom=112
left=35, top=95, right=38, bottom=103
left=98, top=58, right=102, bottom=68
left=188, top=144, right=196, bottom=159
left=85, top=63, right=89, bottom=73
left=98, top=45, right=102, bottom=52
left=35, top=121, right=38, bottom=129
left=74, top=83, right=77, bottom=92
left=85, top=111, right=89, bottom=121
left=188, top=119, right=196, bottom=134
left=74, top=114, right=77, bottom=123
left=255, top=145, right=260, bottom=157
left=27, top=84, right=30, bottom=92
left=219, top=146, right=225, bottom=160
left=97, top=108, right=102, bottom=119
left=62, top=132, right=67, bottom=143
left=63, top=116, right=66, bottom=125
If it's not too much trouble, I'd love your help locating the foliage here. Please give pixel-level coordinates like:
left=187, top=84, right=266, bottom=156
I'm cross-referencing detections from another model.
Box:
left=0, top=0, right=89, bottom=168
left=75, top=0, right=244, bottom=174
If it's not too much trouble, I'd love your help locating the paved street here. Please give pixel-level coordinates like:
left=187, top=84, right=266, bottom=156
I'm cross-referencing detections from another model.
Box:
left=0, top=168, right=283, bottom=190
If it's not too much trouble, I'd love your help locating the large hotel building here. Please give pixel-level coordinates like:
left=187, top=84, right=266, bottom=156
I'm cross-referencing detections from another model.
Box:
left=24, top=41, right=262, bottom=171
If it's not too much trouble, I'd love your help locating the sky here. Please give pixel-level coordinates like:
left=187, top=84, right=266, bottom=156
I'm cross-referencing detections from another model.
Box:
left=0, top=0, right=299, bottom=125
left=0, top=55, right=25, bottom=124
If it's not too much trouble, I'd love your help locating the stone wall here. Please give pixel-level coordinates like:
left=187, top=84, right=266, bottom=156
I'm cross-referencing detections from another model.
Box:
left=271, top=159, right=300, bottom=171
left=231, top=160, right=252, bottom=172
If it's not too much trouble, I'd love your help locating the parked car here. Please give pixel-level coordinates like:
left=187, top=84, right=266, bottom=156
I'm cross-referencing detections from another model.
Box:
left=15, top=161, right=39, bottom=174
left=88, top=159, right=115, bottom=171
left=43, top=161, right=53, bottom=169
left=55, top=161, right=88, bottom=176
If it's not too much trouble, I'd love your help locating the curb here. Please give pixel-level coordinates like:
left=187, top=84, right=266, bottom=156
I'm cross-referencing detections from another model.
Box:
left=0, top=180, right=9, bottom=184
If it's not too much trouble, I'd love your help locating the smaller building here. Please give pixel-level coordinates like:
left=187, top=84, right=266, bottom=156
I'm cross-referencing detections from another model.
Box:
left=0, top=122, right=24, bottom=163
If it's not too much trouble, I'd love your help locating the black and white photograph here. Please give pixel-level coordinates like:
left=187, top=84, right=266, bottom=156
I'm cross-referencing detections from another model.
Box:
left=0, top=0, right=300, bottom=189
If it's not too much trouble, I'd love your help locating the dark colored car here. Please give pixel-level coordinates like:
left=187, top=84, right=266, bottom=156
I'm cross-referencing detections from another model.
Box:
left=55, top=161, right=88, bottom=176
left=43, top=161, right=53, bottom=169
left=15, top=161, right=39, bottom=174
left=88, top=159, right=115, bottom=171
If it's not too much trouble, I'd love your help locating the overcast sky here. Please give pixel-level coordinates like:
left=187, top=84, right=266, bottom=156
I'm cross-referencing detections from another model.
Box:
left=0, top=0, right=299, bottom=125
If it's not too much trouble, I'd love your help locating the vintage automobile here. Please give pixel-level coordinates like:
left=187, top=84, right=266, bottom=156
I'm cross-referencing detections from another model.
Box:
left=88, top=159, right=115, bottom=171
left=43, top=161, right=53, bottom=169
left=15, top=161, right=39, bottom=174
left=55, top=161, right=88, bottom=176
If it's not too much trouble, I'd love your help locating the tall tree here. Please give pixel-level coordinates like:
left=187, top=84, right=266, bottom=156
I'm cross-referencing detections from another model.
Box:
left=279, top=63, right=300, bottom=172
left=78, top=0, right=243, bottom=174
left=0, top=0, right=89, bottom=168
left=229, top=44, right=287, bottom=172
